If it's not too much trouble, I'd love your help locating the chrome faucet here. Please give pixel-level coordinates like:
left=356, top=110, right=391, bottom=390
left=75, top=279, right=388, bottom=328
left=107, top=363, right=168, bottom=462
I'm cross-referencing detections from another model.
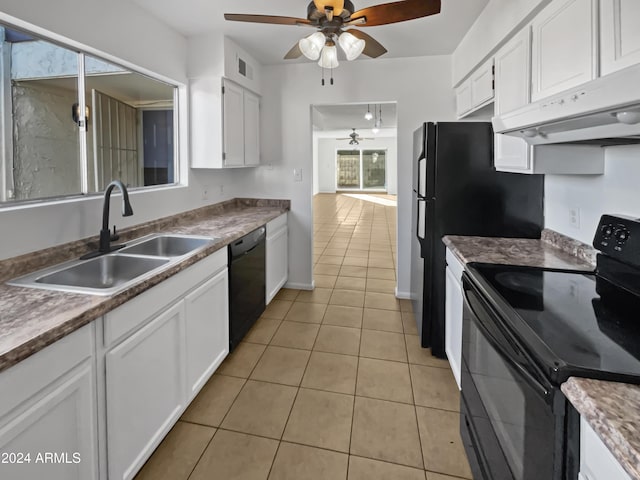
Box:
left=99, top=180, right=134, bottom=253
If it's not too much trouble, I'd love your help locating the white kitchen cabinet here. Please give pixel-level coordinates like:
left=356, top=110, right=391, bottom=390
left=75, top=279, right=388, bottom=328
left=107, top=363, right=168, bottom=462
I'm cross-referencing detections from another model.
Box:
left=222, top=79, right=261, bottom=168
left=266, top=213, right=288, bottom=304
left=531, top=0, right=598, bottom=101
left=494, top=28, right=534, bottom=172
left=0, top=324, right=98, bottom=480
left=579, top=417, right=631, bottom=480
left=185, top=268, right=229, bottom=399
left=445, top=248, right=464, bottom=390
left=455, top=80, right=473, bottom=117
left=600, top=0, right=640, bottom=76
left=106, top=301, right=187, bottom=480
left=456, top=59, right=495, bottom=119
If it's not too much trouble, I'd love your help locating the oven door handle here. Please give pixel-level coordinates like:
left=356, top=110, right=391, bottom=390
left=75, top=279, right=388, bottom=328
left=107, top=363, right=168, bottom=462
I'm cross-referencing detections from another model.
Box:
left=464, top=288, right=553, bottom=403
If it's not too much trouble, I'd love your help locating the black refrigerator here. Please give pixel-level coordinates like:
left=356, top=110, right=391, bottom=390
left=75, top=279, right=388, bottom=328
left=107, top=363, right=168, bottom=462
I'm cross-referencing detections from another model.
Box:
left=410, top=122, right=544, bottom=358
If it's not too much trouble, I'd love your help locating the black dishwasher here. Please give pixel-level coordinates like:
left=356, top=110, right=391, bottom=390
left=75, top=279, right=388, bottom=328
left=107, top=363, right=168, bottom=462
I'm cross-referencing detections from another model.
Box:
left=228, top=227, right=266, bottom=351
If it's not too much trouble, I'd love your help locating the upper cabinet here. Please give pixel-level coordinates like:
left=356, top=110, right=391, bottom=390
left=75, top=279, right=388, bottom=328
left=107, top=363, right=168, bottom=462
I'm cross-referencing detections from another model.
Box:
left=456, top=59, right=495, bottom=119
left=600, top=0, right=640, bottom=76
left=531, top=0, right=598, bottom=101
left=221, top=79, right=261, bottom=168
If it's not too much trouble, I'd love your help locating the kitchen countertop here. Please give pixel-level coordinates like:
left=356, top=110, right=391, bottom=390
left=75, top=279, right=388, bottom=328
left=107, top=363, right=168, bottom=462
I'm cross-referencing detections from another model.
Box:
left=0, top=198, right=289, bottom=373
left=563, top=378, right=640, bottom=479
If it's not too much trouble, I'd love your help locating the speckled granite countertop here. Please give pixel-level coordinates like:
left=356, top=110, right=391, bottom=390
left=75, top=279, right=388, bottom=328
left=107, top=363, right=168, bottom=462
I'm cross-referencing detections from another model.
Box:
left=563, top=378, right=640, bottom=479
left=442, top=229, right=595, bottom=271
left=0, top=198, right=289, bottom=373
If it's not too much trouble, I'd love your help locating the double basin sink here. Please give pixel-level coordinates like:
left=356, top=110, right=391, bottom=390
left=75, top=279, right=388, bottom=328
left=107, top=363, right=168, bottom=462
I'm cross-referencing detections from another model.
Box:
left=9, top=234, right=219, bottom=296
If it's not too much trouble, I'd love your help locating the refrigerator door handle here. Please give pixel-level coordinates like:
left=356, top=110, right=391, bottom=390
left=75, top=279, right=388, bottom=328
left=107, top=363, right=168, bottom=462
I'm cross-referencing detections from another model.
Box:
left=417, top=198, right=426, bottom=241
left=417, top=157, right=427, bottom=198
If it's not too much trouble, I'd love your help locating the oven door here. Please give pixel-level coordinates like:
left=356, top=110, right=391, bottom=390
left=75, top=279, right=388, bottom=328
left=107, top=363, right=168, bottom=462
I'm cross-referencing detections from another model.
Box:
left=461, top=276, right=564, bottom=480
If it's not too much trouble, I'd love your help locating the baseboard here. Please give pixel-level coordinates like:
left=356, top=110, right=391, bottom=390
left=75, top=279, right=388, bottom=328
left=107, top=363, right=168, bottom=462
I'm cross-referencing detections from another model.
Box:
left=285, top=281, right=315, bottom=291
left=395, top=288, right=412, bottom=300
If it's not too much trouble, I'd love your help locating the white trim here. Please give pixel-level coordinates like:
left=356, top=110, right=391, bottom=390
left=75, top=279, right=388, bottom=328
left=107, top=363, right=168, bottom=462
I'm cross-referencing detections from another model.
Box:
left=395, top=288, right=411, bottom=300
left=285, top=281, right=315, bottom=291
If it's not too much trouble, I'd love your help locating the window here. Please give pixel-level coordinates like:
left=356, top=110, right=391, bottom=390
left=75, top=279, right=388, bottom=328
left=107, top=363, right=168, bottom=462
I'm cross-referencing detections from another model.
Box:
left=0, top=24, right=178, bottom=204
left=336, top=149, right=387, bottom=191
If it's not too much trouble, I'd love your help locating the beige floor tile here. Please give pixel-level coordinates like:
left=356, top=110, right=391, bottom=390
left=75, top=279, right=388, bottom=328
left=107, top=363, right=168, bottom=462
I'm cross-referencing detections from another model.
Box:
left=362, top=308, right=403, bottom=333
left=425, top=472, right=464, bottom=480
left=348, top=456, right=426, bottom=480
left=402, top=312, right=419, bottom=335
left=318, top=255, right=344, bottom=266
left=134, top=421, right=215, bottom=480
left=314, top=274, right=337, bottom=288
left=324, top=248, right=347, bottom=256
left=360, top=330, right=407, bottom=362
left=283, top=388, right=354, bottom=452
left=246, top=318, right=282, bottom=345
left=301, top=351, right=358, bottom=394
left=323, top=305, right=363, bottom=328
left=189, top=429, right=278, bottom=480
left=268, top=442, right=348, bottom=480
left=349, top=242, right=370, bottom=250
left=367, top=267, right=396, bottom=280
left=313, top=254, right=321, bottom=264
left=400, top=299, right=414, bottom=312
left=367, top=258, right=395, bottom=269
left=285, top=302, right=327, bottom=323
left=416, top=407, right=472, bottom=479
left=365, top=292, right=401, bottom=311
left=346, top=248, right=369, bottom=258
left=339, top=265, right=368, bottom=278
left=274, top=289, right=300, bottom=301
left=356, top=358, right=413, bottom=404
left=314, top=325, right=361, bottom=356
left=217, top=343, right=266, bottom=378
left=263, top=300, right=293, bottom=320
left=342, top=256, right=369, bottom=267
left=250, top=346, right=311, bottom=386
left=327, top=241, right=350, bottom=248
left=221, top=380, right=297, bottom=439
left=410, top=364, right=460, bottom=411
left=271, top=321, right=320, bottom=350
left=366, top=278, right=396, bottom=294
left=295, top=288, right=333, bottom=304
left=330, top=289, right=365, bottom=308
left=181, top=374, right=245, bottom=426
left=405, top=335, right=451, bottom=369
left=335, top=276, right=367, bottom=291
left=350, top=397, right=424, bottom=469
left=314, top=264, right=341, bottom=275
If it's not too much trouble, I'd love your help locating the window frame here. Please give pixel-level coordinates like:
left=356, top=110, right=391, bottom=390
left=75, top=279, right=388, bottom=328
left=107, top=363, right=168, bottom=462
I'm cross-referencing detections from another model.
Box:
left=0, top=19, right=183, bottom=208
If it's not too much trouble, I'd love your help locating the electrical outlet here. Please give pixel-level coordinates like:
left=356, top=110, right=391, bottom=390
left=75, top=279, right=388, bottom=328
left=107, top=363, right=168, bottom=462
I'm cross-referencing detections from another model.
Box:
left=569, top=206, right=580, bottom=229
left=293, top=168, right=303, bottom=182
left=202, top=186, right=209, bottom=201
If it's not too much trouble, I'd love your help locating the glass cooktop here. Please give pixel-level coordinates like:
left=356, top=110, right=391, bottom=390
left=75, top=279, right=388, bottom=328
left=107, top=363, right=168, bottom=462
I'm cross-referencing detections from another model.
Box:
left=470, top=263, right=640, bottom=382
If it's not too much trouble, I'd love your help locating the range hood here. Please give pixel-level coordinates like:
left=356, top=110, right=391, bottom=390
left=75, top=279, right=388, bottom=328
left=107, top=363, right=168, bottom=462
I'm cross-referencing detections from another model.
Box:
left=493, top=62, right=640, bottom=145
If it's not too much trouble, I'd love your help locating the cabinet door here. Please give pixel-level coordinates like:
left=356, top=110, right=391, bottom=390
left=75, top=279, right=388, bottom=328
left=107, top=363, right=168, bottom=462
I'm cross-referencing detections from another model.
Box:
left=0, top=362, right=98, bottom=480
left=106, top=302, right=186, bottom=480
left=445, top=266, right=463, bottom=390
left=455, top=80, right=472, bottom=117
left=600, top=0, right=640, bottom=76
left=185, top=269, right=229, bottom=399
left=266, top=226, right=288, bottom=304
left=580, top=417, right=631, bottom=480
left=243, top=90, right=261, bottom=166
left=471, top=59, right=494, bottom=108
left=531, top=0, right=598, bottom=101
left=222, top=81, right=245, bottom=166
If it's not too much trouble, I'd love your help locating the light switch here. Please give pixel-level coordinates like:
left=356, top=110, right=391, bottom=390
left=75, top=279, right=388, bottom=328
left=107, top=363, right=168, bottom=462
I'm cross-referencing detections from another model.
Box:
left=293, top=168, right=303, bottom=182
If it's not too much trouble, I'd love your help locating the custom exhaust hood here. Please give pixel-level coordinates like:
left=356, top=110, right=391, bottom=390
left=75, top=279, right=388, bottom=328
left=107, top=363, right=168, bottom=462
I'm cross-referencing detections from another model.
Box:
left=493, top=62, right=640, bottom=146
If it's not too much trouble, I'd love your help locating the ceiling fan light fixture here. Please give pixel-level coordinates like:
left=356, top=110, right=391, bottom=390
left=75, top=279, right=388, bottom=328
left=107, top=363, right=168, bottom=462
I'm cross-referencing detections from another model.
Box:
left=318, top=44, right=339, bottom=69
left=299, top=32, right=326, bottom=60
left=372, top=126, right=379, bottom=134
left=338, top=31, right=365, bottom=61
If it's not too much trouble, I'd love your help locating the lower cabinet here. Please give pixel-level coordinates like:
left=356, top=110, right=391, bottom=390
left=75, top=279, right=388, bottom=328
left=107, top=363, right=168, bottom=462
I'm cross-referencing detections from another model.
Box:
left=445, top=248, right=464, bottom=390
left=580, top=417, right=631, bottom=480
left=266, top=213, right=288, bottom=304
left=0, top=324, right=99, bottom=480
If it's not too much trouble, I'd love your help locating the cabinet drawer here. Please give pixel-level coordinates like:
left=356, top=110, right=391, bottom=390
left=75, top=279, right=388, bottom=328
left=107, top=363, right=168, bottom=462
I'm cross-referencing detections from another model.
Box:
left=266, top=213, right=287, bottom=236
left=104, top=248, right=227, bottom=348
left=580, top=417, right=631, bottom=480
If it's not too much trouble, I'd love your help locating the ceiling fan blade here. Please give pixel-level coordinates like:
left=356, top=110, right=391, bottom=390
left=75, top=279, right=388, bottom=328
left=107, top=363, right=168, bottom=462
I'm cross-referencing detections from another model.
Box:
left=349, top=0, right=441, bottom=27
left=346, top=30, right=387, bottom=58
left=284, top=42, right=303, bottom=60
left=224, top=14, right=311, bottom=26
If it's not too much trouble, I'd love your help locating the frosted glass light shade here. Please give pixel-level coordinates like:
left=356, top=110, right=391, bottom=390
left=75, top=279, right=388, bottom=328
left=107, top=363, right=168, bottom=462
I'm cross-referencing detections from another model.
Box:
left=318, top=45, right=339, bottom=68
left=299, top=32, right=326, bottom=60
left=339, top=32, right=365, bottom=61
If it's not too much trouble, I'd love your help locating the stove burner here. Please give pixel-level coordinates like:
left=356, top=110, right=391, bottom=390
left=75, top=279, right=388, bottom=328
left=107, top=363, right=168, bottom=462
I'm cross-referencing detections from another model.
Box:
left=494, top=271, right=543, bottom=296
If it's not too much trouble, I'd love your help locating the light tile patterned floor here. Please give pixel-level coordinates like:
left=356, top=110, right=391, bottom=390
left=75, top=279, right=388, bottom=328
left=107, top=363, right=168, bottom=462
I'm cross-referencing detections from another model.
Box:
left=135, top=193, right=472, bottom=480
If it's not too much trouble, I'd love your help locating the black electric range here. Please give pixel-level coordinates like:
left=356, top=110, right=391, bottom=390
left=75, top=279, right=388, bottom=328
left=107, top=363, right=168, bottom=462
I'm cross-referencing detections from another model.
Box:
left=460, top=214, right=640, bottom=480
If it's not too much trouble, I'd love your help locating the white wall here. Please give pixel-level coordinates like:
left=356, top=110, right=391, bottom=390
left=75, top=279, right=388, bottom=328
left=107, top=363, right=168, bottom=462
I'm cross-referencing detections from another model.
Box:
left=545, top=146, right=640, bottom=244
left=0, top=1, right=251, bottom=259
left=243, top=55, right=455, bottom=294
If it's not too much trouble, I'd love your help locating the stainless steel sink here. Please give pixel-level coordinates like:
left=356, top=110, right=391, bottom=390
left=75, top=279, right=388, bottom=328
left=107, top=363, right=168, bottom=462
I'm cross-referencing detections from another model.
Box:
left=119, top=234, right=216, bottom=257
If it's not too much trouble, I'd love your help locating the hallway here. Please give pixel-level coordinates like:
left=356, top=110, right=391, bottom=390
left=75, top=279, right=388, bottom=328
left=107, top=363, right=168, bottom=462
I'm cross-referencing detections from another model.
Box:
left=135, top=193, right=471, bottom=480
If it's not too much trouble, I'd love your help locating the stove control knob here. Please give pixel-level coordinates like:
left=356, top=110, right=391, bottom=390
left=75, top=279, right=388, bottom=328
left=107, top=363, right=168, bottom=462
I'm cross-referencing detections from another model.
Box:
left=601, top=224, right=614, bottom=238
left=614, top=227, right=630, bottom=244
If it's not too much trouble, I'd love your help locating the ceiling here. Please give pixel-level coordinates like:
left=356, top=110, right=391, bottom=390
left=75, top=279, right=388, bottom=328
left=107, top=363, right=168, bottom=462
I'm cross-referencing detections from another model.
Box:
left=129, top=0, right=489, bottom=65
left=313, top=103, right=397, bottom=131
